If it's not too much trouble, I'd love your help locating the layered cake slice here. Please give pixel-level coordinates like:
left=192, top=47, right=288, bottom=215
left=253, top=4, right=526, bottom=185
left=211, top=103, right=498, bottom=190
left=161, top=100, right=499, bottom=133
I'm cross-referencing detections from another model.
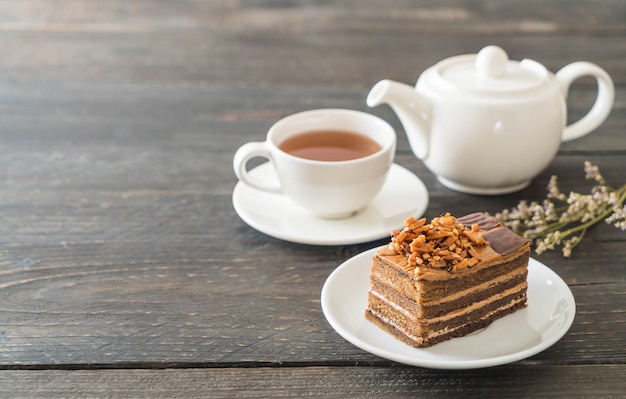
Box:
left=365, top=212, right=530, bottom=348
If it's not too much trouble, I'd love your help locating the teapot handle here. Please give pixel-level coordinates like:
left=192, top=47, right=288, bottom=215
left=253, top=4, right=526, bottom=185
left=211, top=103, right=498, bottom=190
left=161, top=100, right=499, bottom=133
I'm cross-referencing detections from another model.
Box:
left=556, top=62, right=614, bottom=142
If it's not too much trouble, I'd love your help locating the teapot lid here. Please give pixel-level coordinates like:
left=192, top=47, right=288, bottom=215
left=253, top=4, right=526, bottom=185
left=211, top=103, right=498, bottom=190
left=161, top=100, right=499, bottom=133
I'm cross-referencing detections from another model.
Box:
left=434, top=46, right=548, bottom=93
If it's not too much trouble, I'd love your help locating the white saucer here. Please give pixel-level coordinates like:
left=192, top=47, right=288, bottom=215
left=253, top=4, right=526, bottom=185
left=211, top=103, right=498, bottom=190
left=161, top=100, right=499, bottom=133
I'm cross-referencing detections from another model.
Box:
left=321, top=247, right=576, bottom=369
left=232, top=163, right=429, bottom=245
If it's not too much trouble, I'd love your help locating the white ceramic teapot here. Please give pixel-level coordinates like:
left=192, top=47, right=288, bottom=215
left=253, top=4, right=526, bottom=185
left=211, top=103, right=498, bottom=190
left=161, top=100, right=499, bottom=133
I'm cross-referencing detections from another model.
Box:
left=367, top=45, right=614, bottom=194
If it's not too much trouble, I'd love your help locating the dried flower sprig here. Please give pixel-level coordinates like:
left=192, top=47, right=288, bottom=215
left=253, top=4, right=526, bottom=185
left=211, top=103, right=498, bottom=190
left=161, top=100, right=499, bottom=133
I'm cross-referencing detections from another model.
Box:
left=494, top=162, right=626, bottom=257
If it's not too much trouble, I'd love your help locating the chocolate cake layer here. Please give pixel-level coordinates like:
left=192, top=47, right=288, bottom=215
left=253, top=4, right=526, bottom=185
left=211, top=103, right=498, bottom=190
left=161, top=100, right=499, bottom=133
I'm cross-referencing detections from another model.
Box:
left=368, top=267, right=527, bottom=319
left=366, top=296, right=527, bottom=348
left=371, top=249, right=530, bottom=302
left=367, top=281, right=526, bottom=334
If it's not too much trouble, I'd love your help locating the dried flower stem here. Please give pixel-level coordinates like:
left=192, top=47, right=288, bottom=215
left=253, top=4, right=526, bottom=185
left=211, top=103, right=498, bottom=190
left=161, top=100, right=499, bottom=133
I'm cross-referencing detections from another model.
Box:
left=495, top=162, right=626, bottom=257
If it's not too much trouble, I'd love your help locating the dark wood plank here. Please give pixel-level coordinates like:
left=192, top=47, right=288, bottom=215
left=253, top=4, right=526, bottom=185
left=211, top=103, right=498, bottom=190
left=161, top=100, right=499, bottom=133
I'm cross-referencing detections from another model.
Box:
left=0, top=1, right=625, bottom=86
left=0, top=365, right=625, bottom=398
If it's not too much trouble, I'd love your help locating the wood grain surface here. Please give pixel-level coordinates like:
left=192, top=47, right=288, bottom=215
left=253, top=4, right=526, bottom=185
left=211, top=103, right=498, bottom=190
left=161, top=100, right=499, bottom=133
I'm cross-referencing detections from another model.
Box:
left=0, top=0, right=624, bottom=397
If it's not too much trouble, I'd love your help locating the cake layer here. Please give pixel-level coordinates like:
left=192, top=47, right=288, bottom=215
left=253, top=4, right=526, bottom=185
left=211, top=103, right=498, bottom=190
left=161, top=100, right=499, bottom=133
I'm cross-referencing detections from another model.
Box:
left=369, top=267, right=528, bottom=319
left=367, top=280, right=527, bottom=333
left=372, top=249, right=530, bottom=303
left=365, top=295, right=527, bottom=348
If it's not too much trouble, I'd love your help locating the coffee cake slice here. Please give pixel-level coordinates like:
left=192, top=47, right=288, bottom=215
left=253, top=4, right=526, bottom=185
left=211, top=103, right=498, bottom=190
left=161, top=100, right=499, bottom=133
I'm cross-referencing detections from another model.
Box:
left=365, top=212, right=530, bottom=348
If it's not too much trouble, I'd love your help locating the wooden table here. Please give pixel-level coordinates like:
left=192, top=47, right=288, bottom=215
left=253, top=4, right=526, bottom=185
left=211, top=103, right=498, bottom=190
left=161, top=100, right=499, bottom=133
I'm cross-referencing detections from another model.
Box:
left=0, top=1, right=624, bottom=397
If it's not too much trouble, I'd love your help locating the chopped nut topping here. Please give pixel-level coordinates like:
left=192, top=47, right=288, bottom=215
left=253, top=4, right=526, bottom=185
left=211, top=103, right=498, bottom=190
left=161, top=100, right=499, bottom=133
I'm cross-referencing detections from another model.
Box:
left=389, top=213, right=488, bottom=273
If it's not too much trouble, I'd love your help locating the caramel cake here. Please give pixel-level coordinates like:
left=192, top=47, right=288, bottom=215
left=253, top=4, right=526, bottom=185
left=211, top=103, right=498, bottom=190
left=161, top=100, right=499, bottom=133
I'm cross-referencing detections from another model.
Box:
left=365, top=212, right=530, bottom=348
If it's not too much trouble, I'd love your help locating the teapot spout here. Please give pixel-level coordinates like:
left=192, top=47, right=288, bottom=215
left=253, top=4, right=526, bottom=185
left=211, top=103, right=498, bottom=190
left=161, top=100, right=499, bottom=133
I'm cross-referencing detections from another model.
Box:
left=367, top=79, right=432, bottom=160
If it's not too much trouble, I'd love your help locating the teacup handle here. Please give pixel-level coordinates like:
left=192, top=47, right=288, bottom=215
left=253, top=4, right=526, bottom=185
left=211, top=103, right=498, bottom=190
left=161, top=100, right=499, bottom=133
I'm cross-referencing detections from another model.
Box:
left=233, top=142, right=282, bottom=193
left=556, top=61, right=614, bottom=142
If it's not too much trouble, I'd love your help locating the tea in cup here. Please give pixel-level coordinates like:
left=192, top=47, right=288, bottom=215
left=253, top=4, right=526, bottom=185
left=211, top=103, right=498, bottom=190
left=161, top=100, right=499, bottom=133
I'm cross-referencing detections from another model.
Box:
left=233, top=109, right=396, bottom=219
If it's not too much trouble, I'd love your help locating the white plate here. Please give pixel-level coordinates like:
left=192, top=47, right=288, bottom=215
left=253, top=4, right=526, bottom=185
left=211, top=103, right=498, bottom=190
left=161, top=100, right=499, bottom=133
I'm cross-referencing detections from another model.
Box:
left=232, top=163, right=429, bottom=245
left=321, top=247, right=576, bottom=369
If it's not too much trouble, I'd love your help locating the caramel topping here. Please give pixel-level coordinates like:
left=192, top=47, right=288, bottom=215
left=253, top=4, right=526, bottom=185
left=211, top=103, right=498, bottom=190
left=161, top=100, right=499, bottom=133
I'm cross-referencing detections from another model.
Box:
left=386, top=212, right=530, bottom=274
left=389, top=213, right=487, bottom=274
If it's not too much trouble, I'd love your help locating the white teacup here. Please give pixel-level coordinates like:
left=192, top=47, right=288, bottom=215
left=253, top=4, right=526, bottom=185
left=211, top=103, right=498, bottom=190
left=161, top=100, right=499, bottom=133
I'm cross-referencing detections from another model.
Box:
left=233, top=109, right=396, bottom=219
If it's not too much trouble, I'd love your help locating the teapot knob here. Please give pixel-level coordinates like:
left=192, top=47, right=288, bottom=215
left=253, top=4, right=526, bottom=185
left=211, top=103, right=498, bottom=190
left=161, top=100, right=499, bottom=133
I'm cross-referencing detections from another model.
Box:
left=476, top=46, right=508, bottom=78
